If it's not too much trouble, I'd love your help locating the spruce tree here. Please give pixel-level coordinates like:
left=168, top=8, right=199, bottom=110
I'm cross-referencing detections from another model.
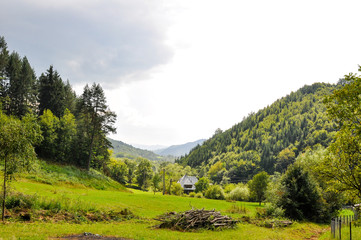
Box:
left=39, top=65, right=66, bottom=118
left=7, top=55, right=37, bottom=117
left=279, top=164, right=323, bottom=221
left=0, top=36, right=9, bottom=111
left=76, top=83, right=116, bottom=170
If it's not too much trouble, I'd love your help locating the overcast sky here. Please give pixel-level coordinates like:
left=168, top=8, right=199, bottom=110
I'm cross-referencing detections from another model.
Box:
left=1, top=0, right=361, bottom=146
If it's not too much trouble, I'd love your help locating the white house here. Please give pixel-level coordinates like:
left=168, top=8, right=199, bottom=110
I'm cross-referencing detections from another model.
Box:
left=178, top=175, right=198, bottom=193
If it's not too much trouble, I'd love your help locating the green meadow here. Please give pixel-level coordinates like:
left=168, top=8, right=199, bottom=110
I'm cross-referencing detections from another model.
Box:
left=0, top=177, right=328, bottom=240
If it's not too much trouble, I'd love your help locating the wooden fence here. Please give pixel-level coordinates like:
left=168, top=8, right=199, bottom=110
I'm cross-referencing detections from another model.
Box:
left=331, top=215, right=355, bottom=239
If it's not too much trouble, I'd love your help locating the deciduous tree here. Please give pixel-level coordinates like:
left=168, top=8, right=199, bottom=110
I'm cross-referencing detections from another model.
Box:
left=323, top=67, right=361, bottom=197
left=135, top=158, right=153, bottom=190
left=0, top=112, right=42, bottom=221
left=248, top=171, right=269, bottom=205
left=195, top=177, right=210, bottom=193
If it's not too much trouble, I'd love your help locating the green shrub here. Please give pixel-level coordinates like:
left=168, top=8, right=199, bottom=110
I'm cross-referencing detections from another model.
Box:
left=223, top=183, right=237, bottom=194
left=195, top=192, right=203, bottom=198
left=226, top=186, right=250, bottom=201
left=265, top=203, right=285, bottom=218
left=5, top=193, right=37, bottom=210
left=189, top=192, right=196, bottom=198
left=171, top=183, right=184, bottom=196
left=204, top=185, right=225, bottom=200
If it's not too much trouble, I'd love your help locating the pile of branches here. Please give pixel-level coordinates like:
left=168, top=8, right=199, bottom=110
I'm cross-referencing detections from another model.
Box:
left=155, top=208, right=238, bottom=231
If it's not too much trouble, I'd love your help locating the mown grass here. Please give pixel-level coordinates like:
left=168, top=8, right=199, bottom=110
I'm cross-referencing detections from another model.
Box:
left=0, top=220, right=326, bottom=240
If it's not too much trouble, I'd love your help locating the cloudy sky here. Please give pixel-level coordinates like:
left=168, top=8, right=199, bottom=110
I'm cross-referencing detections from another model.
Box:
left=1, top=0, right=361, bottom=147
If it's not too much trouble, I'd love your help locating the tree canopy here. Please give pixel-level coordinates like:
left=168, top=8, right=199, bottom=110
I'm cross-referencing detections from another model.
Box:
left=323, top=67, right=361, bottom=197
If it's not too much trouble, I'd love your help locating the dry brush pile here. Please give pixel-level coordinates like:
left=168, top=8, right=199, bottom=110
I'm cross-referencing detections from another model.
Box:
left=155, top=208, right=238, bottom=231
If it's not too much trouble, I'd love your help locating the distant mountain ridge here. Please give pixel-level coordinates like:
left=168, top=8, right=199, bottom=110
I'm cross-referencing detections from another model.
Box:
left=108, top=138, right=174, bottom=162
left=154, top=139, right=206, bottom=157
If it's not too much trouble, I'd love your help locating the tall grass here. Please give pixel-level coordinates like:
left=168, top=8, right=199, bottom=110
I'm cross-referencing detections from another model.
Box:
left=4, top=192, right=133, bottom=223
left=21, top=159, right=126, bottom=190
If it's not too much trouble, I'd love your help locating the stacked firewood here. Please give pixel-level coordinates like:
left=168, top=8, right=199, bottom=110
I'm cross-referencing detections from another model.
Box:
left=155, top=208, right=238, bottom=231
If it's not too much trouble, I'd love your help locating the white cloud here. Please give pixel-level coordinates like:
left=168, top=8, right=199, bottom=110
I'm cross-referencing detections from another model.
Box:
left=0, top=0, right=174, bottom=87
left=3, top=0, right=361, bottom=146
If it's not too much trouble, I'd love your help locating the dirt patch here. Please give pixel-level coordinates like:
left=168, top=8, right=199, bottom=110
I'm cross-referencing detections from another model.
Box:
left=303, top=227, right=330, bottom=240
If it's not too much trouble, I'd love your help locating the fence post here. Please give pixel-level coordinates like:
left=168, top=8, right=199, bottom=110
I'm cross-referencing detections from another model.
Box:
left=338, top=218, right=342, bottom=240
left=350, top=221, right=352, bottom=240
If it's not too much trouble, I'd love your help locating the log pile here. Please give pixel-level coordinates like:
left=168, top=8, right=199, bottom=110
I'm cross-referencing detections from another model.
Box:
left=155, top=208, right=238, bottom=231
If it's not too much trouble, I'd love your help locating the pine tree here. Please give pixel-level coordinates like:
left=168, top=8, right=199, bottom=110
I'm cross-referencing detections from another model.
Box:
left=0, top=36, right=9, bottom=111
left=7, top=55, right=37, bottom=117
left=39, top=65, right=66, bottom=118
left=77, top=83, right=116, bottom=170
left=63, top=80, right=77, bottom=113
left=279, top=164, right=323, bottom=221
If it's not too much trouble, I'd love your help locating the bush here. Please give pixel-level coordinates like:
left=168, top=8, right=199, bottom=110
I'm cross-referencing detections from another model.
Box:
left=189, top=192, right=196, bottom=198
left=171, top=183, right=184, bottom=196
left=223, top=183, right=237, bottom=194
left=264, top=203, right=285, bottom=218
left=226, top=186, right=250, bottom=201
left=5, top=193, right=37, bottom=210
left=195, top=192, right=203, bottom=198
left=204, top=185, right=225, bottom=200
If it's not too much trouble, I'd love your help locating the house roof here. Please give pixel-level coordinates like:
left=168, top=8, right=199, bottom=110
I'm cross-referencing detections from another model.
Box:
left=178, top=175, right=198, bottom=185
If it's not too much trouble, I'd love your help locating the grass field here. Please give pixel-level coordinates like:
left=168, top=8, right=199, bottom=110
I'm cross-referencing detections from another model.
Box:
left=0, top=178, right=328, bottom=240
left=0, top=161, right=329, bottom=239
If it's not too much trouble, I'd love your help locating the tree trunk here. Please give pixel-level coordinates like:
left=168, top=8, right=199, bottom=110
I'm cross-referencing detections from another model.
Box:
left=87, top=136, right=94, bottom=171
left=2, top=157, right=7, bottom=221
left=162, top=169, right=165, bottom=195
left=86, top=112, right=97, bottom=171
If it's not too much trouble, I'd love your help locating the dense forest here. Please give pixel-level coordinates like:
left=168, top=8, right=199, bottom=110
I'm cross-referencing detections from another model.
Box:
left=177, top=83, right=339, bottom=183
left=0, top=36, right=116, bottom=171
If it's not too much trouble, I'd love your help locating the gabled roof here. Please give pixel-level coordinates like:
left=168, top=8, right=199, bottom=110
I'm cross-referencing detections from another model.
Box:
left=178, top=175, right=198, bottom=185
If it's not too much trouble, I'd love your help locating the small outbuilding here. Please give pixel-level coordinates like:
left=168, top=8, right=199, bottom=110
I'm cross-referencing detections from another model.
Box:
left=178, top=175, right=198, bottom=194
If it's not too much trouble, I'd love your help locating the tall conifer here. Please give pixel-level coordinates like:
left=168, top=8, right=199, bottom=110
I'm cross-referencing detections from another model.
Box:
left=39, top=65, right=66, bottom=117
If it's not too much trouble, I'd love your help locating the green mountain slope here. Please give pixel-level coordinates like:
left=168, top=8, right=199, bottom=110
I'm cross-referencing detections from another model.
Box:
left=108, top=138, right=173, bottom=161
left=177, top=83, right=338, bottom=183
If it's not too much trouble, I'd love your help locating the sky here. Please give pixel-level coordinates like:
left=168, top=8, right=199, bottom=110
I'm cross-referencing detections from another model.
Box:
left=1, top=0, right=361, bottom=147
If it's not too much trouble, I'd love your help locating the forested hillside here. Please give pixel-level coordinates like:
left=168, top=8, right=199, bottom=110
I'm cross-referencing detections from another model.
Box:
left=108, top=138, right=173, bottom=162
left=177, top=83, right=338, bottom=183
